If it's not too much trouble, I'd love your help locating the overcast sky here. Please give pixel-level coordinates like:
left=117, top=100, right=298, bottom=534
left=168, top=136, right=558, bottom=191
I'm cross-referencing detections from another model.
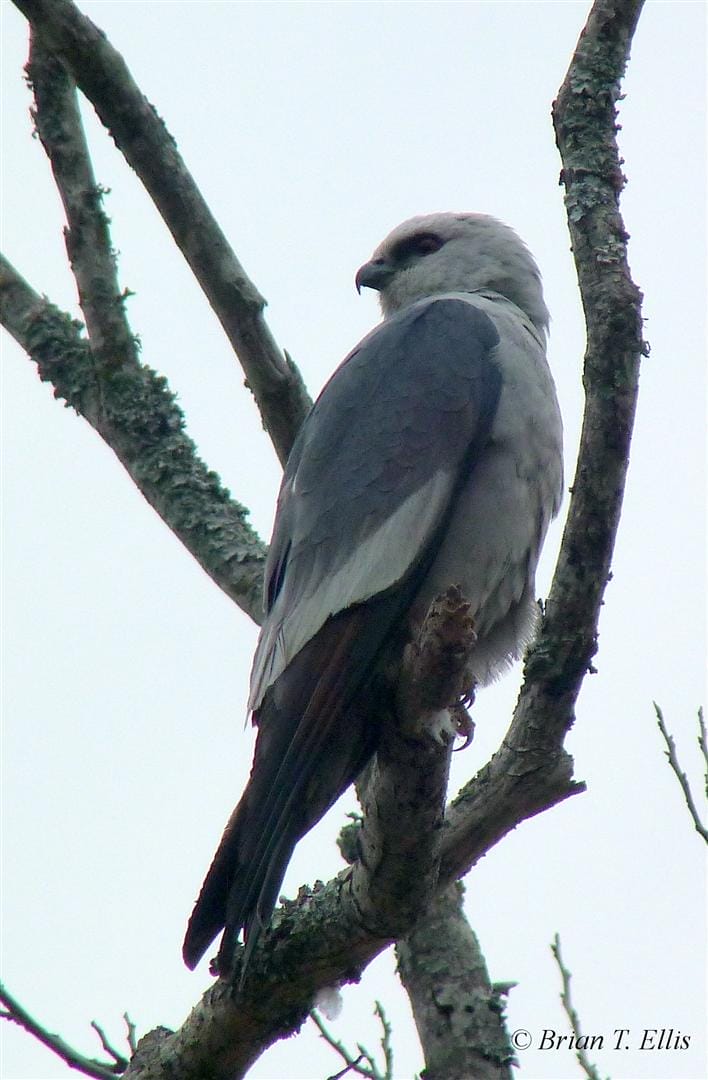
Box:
left=2, top=2, right=706, bottom=1079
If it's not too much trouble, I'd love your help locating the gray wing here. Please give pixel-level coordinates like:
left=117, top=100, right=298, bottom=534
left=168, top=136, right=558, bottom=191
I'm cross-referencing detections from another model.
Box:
left=249, top=296, right=502, bottom=710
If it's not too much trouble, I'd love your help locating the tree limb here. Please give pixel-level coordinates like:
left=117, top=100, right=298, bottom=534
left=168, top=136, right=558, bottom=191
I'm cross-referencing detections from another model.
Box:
left=0, top=256, right=266, bottom=622
left=115, top=595, right=475, bottom=1080
left=551, top=935, right=607, bottom=1080
left=438, top=0, right=647, bottom=881
left=396, top=883, right=515, bottom=1080
left=349, top=588, right=470, bottom=942
left=26, top=33, right=140, bottom=373
left=13, top=0, right=311, bottom=464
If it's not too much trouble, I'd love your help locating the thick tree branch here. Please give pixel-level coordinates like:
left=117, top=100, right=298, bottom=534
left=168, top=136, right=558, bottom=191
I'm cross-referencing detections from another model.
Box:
left=396, top=883, right=515, bottom=1080
left=0, top=256, right=265, bottom=621
left=115, top=596, right=474, bottom=1080
left=439, top=0, right=647, bottom=881
left=27, top=34, right=140, bottom=372
left=13, top=0, right=310, bottom=463
left=351, top=722, right=453, bottom=943
left=349, top=588, right=472, bottom=941
left=239, top=7, right=648, bottom=1067
left=3, top=35, right=267, bottom=618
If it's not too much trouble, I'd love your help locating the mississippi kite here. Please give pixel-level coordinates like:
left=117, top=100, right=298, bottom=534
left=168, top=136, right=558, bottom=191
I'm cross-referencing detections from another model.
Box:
left=183, top=212, right=563, bottom=974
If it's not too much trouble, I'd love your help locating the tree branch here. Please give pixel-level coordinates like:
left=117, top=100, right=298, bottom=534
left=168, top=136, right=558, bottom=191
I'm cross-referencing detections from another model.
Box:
left=115, top=596, right=475, bottom=1079
left=0, top=982, right=121, bottom=1080
left=90, top=1019, right=130, bottom=1072
left=0, top=256, right=265, bottom=622
left=699, top=708, right=708, bottom=792
left=123, top=1013, right=138, bottom=1057
left=349, top=588, right=472, bottom=942
left=654, top=704, right=708, bottom=843
left=26, top=33, right=140, bottom=372
left=396, top=883, right=515, bottom=1080
left=3, top=30, right=268, bottom=618
left=438, top=0, right=647, bottom=881
left=391, top=0, right=647, bottom=1070
left=551, top=935, right=607, bottom=1080
left=311, top=1002, right=393, bottom=1080
left=13, top=0, right=311, bottom=464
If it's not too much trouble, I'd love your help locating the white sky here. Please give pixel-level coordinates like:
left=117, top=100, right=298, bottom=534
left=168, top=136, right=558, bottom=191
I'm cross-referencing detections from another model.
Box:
left=1, top=2, right=706, bottom=1079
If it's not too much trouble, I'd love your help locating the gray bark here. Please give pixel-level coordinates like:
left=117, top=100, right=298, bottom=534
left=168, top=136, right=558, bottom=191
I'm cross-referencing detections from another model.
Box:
left=397, top=884, right=514, bottom=1080
left=14, top=0, right=311, bottom=464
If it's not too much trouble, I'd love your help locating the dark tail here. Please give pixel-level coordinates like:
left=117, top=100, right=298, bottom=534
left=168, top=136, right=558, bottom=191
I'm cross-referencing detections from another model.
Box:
left=182, top=796, right=249, bottom=970
left=182, top=601, right=400, bottom=975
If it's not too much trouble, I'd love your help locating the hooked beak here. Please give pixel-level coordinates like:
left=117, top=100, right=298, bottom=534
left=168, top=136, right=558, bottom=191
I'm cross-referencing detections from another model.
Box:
left=355, top=258, right=395, bottom=294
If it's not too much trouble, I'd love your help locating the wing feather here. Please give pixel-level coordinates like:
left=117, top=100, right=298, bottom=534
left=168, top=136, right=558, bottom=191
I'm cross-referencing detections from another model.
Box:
left=250, top=296, right=502, bottom=710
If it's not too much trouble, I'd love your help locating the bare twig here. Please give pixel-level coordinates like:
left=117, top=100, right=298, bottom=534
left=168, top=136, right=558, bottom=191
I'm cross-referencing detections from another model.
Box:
left=551, top=935, right=607, bottom=1080
left=698, top=707, right=708, bottom=797
left=654, top=704, right=708, bottom=843
left=374, top=1002, right=394, bottom=1080
left=0, top=982, right=122, bottom=1079
left=327, top=1059, right=368, bottom=1080
left=0, top=256, right=266, bottom=622
left=91, top=1020, right=130, bottom=1070
left=311, top=1002, right=393, bottom=1080
left=124, top=1013, right=138, bottom=1056
left=312, top=1011, right=373, bottom=1078
left=13, top=0, right=311, bottom=463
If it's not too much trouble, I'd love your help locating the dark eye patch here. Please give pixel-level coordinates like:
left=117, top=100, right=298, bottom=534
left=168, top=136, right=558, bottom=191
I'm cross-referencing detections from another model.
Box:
left=391, top=232, right=445, bottom=264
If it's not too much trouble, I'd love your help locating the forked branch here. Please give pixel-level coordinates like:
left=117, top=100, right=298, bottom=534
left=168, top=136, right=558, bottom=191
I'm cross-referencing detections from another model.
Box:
left=0, top=256, right=266, bottom=622
left=0, top=981, right=125, bottom=1080
left=13, top=0, right=311, bottom=462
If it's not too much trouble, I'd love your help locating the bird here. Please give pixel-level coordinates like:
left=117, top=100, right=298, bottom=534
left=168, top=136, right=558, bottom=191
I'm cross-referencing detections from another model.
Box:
left=182, top=211, right=563, bottom=976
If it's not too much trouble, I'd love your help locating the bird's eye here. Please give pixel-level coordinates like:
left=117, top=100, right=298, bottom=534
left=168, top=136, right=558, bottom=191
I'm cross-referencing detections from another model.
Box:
left=391, top=232, right=445, bottom=263
left=412, top=233, right=444, bottom=255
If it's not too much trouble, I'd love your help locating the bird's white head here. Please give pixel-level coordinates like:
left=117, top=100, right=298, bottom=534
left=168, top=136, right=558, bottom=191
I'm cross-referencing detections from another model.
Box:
left=355, top=212, right=549, bottom=336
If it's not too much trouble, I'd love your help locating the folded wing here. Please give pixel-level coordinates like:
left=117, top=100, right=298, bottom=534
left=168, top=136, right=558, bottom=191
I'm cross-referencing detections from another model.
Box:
left=183, top=296, right=503, bottom=972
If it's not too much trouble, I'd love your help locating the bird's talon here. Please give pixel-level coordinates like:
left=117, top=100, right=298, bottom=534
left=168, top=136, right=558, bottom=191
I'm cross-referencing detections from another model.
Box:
left=452, top=704, right=475, bottom=750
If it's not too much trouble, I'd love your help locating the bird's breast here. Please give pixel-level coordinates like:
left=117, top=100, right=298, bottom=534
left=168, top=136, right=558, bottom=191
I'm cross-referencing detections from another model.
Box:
left=411, top=348, right=562, bottom=685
